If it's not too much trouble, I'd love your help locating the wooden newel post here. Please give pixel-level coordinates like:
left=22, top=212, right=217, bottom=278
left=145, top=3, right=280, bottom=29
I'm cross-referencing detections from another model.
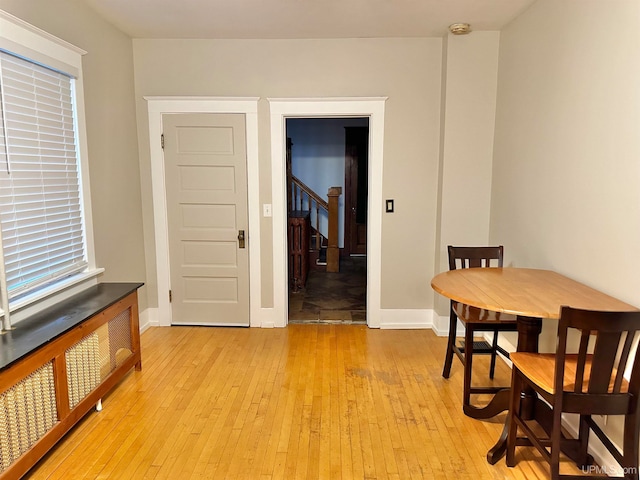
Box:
left=327, top=186, right=342, bottom=273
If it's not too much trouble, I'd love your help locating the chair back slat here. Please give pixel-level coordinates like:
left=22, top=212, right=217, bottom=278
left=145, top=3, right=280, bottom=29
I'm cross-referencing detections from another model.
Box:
left=614, top=331, right=635, bottom=393
left=558, top=307, right=640, bottom=396
left=574, top=330, right=590, bottom=393
left=448, top=246, right=504, bottom=271
left=589, top=331, right=622, bottom=393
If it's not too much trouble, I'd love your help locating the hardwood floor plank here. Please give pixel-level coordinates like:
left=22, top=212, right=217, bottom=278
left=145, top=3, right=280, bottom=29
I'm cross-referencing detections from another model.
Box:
left=25, top=324, right=588, bottom=479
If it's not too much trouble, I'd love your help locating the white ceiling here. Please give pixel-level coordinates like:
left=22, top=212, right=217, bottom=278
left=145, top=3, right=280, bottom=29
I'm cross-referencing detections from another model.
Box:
left=78, top=0, right=537, bottom=39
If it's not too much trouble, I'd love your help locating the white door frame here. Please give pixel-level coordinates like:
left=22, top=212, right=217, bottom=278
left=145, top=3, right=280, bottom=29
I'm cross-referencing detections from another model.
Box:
left=269, top=97, right=387, bottom=328
left=145, top=97, right=261, bottom=327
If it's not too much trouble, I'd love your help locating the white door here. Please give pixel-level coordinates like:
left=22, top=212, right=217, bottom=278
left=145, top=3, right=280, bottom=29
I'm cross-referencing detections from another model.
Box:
left=163, top=113, right=249, bottom=326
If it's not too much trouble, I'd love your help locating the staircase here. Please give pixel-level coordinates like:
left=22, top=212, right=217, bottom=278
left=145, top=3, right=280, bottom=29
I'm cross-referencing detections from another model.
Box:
left=286, top=137, right=342, bottom=289
left=287, top=175, right=341, bottom=288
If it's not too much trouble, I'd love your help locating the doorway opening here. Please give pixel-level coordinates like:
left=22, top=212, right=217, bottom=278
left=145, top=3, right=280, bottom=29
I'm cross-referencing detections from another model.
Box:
left=268, top=97, right=385, bottom=328
left=285, top=117, right=368, bottom=323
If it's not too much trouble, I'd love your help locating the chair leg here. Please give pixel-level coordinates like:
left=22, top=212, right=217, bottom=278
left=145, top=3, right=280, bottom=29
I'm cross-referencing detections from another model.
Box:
left=577, top=415, right=590, bottom=469
left=550, top=396, right=564, bottom=480
left=622, top=413, right=640, bottom=480
left=442, top=308, right=457, bottom=379
left=462, top=324, right=474, bottom=409
left=506, top=367, right=521, bottom=467
left=489, top=331, right=498, bottom=380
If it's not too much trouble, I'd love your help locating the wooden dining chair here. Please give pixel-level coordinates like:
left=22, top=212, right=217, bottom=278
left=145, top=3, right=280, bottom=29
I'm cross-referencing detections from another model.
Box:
left=506, top=306, right=640, bottom=480
left=442, top=246, right=518, bottom=413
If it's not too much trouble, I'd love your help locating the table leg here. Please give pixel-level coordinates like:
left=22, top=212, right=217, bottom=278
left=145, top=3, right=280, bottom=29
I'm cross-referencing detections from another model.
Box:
left=487, top=419, right=510, bottom=464
left=464, top=389, right=510, bottom=419
left=487, top=315, right=541, bottom=464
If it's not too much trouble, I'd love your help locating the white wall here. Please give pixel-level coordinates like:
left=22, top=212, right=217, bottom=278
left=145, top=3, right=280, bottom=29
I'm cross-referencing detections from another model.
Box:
left=432, top=31, right=501, bottom=328
left=492, top=0, right=640, bottom=337
left=491, top=0, right=640, bottom=461
left=133, top=38, right=443, bottom=311
left=439, top=32, right=500, bottom=254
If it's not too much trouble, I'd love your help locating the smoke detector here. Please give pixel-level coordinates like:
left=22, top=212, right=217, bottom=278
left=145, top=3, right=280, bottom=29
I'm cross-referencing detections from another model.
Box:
left=449, top=23, right=471, bottom=35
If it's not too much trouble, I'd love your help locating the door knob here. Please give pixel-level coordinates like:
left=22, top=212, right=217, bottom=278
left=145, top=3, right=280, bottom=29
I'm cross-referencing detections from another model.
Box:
left=238, top=230, right=245, bottom=249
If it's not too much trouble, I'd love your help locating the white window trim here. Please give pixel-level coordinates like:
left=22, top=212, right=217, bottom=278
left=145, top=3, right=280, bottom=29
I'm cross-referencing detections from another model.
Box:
left=0, top=10, right=101, bottom=325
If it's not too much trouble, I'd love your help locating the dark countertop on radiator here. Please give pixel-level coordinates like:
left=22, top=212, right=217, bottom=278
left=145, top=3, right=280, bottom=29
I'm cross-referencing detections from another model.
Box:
left=0, top=282, right=143, bottom=372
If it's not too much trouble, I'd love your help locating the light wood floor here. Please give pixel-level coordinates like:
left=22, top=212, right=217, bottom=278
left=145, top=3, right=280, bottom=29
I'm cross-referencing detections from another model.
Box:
left=26, top=325, right=578, bottom=479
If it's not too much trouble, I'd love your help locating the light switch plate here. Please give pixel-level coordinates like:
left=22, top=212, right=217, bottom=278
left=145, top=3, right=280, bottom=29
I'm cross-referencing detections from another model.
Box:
left=386, top=199, right=394, bottom=213
left=263, top=204, right=272, bottom=217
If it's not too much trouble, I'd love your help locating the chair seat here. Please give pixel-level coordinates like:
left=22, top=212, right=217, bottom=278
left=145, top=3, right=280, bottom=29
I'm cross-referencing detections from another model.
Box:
left=510, top=352, right=629, bottom=395
left=453, top=302, right=518, bottom=328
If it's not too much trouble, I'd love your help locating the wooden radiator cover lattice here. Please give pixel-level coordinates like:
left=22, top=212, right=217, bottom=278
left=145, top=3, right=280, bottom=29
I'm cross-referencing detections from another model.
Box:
left=0, top=284, right=142, bottom=480
left=0, top=363, right=56, bottom=471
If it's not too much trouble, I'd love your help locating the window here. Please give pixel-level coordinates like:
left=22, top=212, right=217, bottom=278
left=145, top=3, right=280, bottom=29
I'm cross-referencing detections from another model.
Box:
left=0, top=9, right=100, bottom=327
left=0, top=51, right=87, bottom=301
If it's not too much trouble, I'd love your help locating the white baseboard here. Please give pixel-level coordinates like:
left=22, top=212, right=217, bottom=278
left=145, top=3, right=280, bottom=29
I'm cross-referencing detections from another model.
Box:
left=379, top=309, right=432, bottom=329
left=257, top=307, right=280, bottom=327
left=378, top=309, right=472, bottom=334
left=138, top=307, right=158, bottom=333
left=256, top=307, right=288, bottom=328
left=432, top=313, right=449, bottom=336
left=139, top=306, right=279, bottom=329
left=432, top=312, right=466, bottom=337
left=560, top=414, right=623, bottom=476
left=250, top=307, right=275, bottom=328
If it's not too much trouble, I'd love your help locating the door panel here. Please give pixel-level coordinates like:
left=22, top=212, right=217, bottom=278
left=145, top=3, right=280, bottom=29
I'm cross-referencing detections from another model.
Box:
left=164, top=113, right=249, bottom=326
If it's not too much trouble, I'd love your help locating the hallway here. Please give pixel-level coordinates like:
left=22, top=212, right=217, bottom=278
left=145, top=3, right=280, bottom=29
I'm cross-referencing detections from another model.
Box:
left=288, top=257, right=366, bottom=324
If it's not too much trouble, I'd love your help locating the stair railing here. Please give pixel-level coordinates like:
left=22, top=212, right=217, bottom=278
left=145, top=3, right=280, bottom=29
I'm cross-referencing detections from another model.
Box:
left=290, top=175, right=341, bottom=272
left=291, top=175, right=328, bottom=250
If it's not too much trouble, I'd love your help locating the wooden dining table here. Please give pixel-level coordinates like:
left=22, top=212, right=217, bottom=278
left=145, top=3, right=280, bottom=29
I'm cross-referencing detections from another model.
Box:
left=430, top=267, right=638, bottom=464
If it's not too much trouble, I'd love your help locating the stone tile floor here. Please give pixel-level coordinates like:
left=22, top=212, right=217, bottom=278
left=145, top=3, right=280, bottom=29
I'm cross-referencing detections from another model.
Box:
left=288, top=256, right=366, bottom=324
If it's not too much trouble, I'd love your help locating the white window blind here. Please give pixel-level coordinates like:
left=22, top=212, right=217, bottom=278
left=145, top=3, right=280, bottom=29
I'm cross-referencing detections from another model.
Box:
left=0, top=50, right=87, bottom=300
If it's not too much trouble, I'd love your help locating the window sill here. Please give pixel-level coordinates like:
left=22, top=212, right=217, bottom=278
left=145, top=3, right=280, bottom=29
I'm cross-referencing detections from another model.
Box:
left=6, top=268, right=105, bottom=326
